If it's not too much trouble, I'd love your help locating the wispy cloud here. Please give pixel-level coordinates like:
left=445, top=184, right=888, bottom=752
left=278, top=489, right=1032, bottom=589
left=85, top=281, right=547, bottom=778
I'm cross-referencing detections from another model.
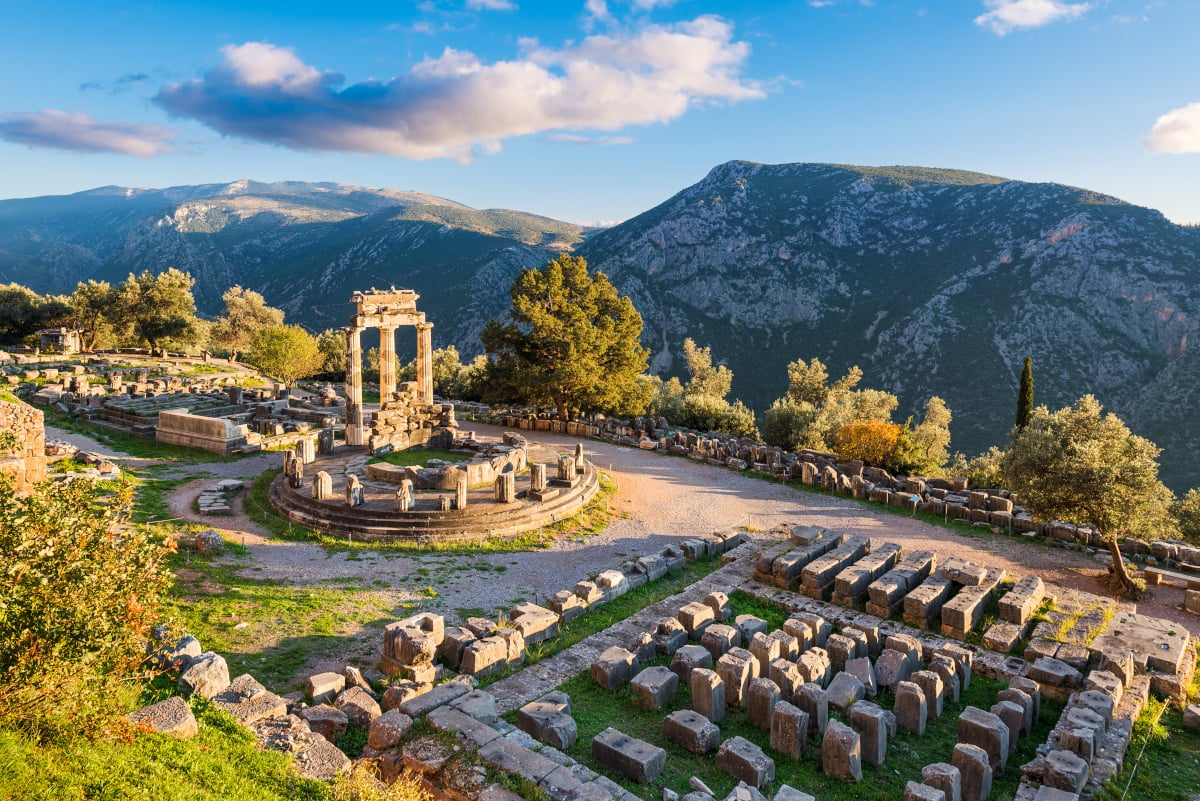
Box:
left=975, top=0, right=1090, bottom=35
left=79, top=72, right=152, bottom=94
left=154, top=17, right=764, bottom=162
left=546, top=133, right=635, bottom=145
left=1146, top=103, right=1200, bottom=154
left=0, top=109, right=180, bottom=156
left=466, top=0, right=516, bottom=10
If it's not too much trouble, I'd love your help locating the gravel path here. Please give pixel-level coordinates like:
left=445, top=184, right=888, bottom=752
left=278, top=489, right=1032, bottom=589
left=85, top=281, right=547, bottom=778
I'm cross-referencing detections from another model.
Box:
left=48, top=422, right=1200, bottom=635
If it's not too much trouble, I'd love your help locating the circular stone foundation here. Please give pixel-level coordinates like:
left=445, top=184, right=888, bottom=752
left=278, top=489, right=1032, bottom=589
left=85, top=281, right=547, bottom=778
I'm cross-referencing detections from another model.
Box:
left=268, top=442, right=602, bottom=542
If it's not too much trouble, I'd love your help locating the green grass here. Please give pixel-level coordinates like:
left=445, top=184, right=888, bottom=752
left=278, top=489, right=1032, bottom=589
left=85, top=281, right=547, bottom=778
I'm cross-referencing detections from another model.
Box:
left=529, top=591, right=1063, bottom=801
left=367, top=447, right=463, bottom=467
left=476, top=555, right=724, bottom=686
left=129, top=466, right=216, bottom=524
left=245, top=468, right=622, bottom=554
left=1096, top=697, right=1200, bottom=801
left=0, top=388, right=19, bottom=404
left=39, top=406, right=239, bottom=464
left=167, top=554, right=396, bottom=691
left=0, top=699, right=326, bottom=801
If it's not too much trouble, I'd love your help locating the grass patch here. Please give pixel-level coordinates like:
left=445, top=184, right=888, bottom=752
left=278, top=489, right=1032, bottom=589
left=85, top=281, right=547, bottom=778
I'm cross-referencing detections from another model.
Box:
left=476, top=555, right=723, bottom=686
left=367, top=447, right=463, bottom=467
left=553, top=654, right=1062, bottom=801
left=0, top=698, right=326, bottom=801
left=128, top=466, right=216, bottom=524
left=166, top=554, right=394, bottom=691
left=39, top=406, right=240, bottom=465
left=1096, top=697, right=1200, bottom=801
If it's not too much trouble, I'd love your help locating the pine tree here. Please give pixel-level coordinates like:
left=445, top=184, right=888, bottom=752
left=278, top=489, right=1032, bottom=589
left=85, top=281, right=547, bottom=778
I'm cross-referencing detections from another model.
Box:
left=1016, top=356, right=1034, bottom=429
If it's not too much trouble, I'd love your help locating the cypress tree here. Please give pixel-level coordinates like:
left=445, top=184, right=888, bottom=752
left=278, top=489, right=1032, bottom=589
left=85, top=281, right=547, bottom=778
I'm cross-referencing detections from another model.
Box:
left=1016, top=356, right=1034, bottom=428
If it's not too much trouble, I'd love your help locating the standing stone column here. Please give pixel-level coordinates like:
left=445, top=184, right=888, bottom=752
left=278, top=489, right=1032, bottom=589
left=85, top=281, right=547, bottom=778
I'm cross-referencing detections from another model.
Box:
left=416, top=322, right=434, bottom=404
left=495, top=472, right=516, bottom=503
left=530, top=463, right=547, bottom=493
left=396, top=479, right=413, bottom=512
left=378, top=324, right=397, bottom=403
left=557, top=456, right=574, bottom=481
left=296, top=437, right=315, bottom=465
left=455, top=477, right=468, bottom=510
left=345, top=326, right=365, bottom=446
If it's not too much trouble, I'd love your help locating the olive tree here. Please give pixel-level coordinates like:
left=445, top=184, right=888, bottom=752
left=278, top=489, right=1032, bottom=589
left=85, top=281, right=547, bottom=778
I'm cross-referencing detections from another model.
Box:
left=1001, top=395, right=1175, bottom=596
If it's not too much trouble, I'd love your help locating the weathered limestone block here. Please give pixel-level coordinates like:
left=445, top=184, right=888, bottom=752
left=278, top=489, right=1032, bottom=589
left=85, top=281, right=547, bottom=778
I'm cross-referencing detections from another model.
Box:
left=178, top=651, right=230, bottom=699
left=703, top=592, right=732, bottom=622
left=795, top=683, right=828, bottom=736
left=398, top=682, right=469, bottom=718
left=1009, top=675, right=1041, bottom=724
left=368, top=709, right=414, bottom=750
left=990, top=700, right=1023, bottom=757
left=746, top=678, right=782, bottom=731
left=849, top=700, right=890, bottom=767
left=462, top=637, right=509, bottom=677
left=478, top=736, right=559, bottom=783
left=1043, top=749, right=1089, bottom=794
left=825, top=672, right=865, bottom=714
left=821, top=720, right=862, bottom=783
left=654, top=616, right=689, bottom=656
left=981, top=622, right=1024, bottom=654
left=213, top=674, right=288, bottom=727
left=773, top=786, right=815, bottom=801
left=518, top=693, right=578, bottom=749
left=913, top=670, right=945, bottom=720
left=801, top=536, right=871, bottom=599
left=930, top=656, right=962, bottom=702
left=440, top=627, right=478, bottom=671
left=905, top=783, right=946, bottom=801
left=749, top=632, right=783, bottom=675
left=895, top=681, right=928, bottom=735
left=381, top=681, right=431, bottom=711
left=679, top=602, right=716, bottom=639
left=302, top=704, right=349, bottom=743
left=940, top=558, right=989, bottom=586
left=595, top=570, right=628, bottom=599
left=631, top=666, right=679, bottom=711
left=672, top=644, right=715, bottom=682
left=941, top=567, right=1006, bottom=639
left=691, top=668, right=726, bottom=723
left=957, top=706, right=1009, bottom=774
left=734, top=615, right=769, bottom=644
left=448, top=690, right=499, bottom=726
left=876, top=648, right=916, bottom=693
left=936, top=644, right=974, bottom=692
left=1084, top=670, right=1124, bottom=706
left=715, top=736, right=775, bottom=788
left=127, top=696, right=198, bottom=738
left=769, top=658, right=805, bottom=704
left=510, top=602, right=560, bottom=645
left=833, top=542, right=903, bottom=605
left=797, top=647, right=831, bottom=687
left=826, top=633, right=858, bottom=674
left=591, top=727, right=666, bottom=784
left=1028, top=657, right=1083, bottom=688
left=998, top=576, right=1046, bottom=625
left=845, top=657, right=877, bottom=700
left=1076, top=689, right=1115, bottom=726
left=904, top=575, right=955, bottom=628
left=702, top=624, right=741, bottom=660
left=922, top=762, right=961, bottom=801
left=951, top=744, right=992, bottom=801
left=591, top=647, right=640, bottom=690
left=769, top=701, right=809, bottom=759
left=790, top=612, right=831, bottom=647
left=664, top=709, right=721, bottom=755
left=1182, top=704, right=1200, bottom=731
left=997, top=688, right=1034, bottom=736
left=885, top=633, right=924, bottom=667
left=717, top=649, right=758, bottom=708
left=844, top=621, right=878, bottom=657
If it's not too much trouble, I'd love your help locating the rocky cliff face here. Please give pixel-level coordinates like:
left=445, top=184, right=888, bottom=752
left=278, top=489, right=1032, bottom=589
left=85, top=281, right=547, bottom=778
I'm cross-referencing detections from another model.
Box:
left=577, top=161, right=1200, bottom=489
left=4, top=165, right=1200, bottom=489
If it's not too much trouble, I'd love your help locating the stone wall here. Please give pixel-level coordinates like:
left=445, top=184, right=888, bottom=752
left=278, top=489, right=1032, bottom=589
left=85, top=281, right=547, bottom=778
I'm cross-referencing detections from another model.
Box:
left=0, top=398, right=47, bottom=493
left=156, top=409, right=252, bottom=454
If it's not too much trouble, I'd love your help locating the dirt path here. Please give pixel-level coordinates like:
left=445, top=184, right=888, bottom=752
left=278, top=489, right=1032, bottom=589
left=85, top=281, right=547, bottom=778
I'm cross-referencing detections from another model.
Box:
left=51, top=421, right=1200, bottom=635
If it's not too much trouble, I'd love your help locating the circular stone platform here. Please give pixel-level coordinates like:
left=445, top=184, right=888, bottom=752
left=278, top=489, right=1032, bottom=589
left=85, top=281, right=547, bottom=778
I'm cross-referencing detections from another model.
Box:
left=268, top=441, right=602, bottom=542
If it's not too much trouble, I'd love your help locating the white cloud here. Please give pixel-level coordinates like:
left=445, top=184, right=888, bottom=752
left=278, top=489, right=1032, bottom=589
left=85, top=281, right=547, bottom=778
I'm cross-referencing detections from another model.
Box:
left=155, top=18, right=764, bottom=161
left=585, top=0, right=611, bottom=22
left=1146, top=102, right=1200, bottom=154
left=975, top=0, right=1090, bottom=35
left=0, top=109, right=180, bottom=156
left=467, top=0, right=516, bottom=10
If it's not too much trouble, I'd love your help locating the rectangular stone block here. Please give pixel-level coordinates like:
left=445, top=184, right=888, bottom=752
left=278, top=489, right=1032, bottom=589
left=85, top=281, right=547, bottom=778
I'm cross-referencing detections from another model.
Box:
left=904, top=575, right=955, bottom=628
left=591, top=728, right=666, bottom=784
left=770, top=701, right=809, bottom=759
left=715, top=736, right=775, bottom=788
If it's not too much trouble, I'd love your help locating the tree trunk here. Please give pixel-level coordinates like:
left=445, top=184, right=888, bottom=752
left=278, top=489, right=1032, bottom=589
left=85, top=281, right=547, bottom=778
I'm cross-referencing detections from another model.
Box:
left=1106, top=538, right=1136, bottom=595
left=556, top=397, right=568, bottom=421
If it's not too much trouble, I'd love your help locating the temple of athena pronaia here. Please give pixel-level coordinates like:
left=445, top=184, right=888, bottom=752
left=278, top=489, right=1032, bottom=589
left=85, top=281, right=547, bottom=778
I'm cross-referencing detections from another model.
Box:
left=269, top=288, right=601, bottom=541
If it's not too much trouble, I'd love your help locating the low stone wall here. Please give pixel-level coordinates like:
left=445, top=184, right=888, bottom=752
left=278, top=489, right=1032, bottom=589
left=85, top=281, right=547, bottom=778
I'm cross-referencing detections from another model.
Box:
left=156, top=409, right=252, bottom=454
left=0, top=398, right=47, bottom=492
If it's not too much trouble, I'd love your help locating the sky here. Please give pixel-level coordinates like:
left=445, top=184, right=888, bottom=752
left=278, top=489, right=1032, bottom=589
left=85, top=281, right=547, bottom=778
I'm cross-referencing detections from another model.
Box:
left=2, top=0, right=1199, bottom=225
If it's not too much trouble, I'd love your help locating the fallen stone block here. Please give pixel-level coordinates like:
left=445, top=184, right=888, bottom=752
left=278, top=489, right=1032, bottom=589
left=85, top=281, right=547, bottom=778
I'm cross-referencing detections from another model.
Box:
left=825, top=672, right=865, bottom=714
left=679, top=602, right=716, bottom=639
left=301, top=704, right=348, bottom=743
left=1043, top=749, right=1089, bottom=795
left=178, top=651, right=230, bottom=700
left=716, top=736, right=775, bottom=788
left=1028, top=657, right=1083, bottom=688
left=746, top=678, right=781, bottom=731
left=691, top=668, right=726, bottom=723
left=591, top=647, right=640, bottom=690
left=849, top=700, right=890, bottom=767
left=998, top=576, right=1046, bottom=625
left=895, top=681, right=928, bottom=735
left=367, top=709, right=414, bottom=750
left=654, top=617, right=690, bottom=656
left=904, top=576, right=955, bottom=628
left=875, top=648, right=915, bottom=693
left=664, top=709, right=721, bottom=755
left=769, top=701, right=809, bottom=759
left=591, top=727, right=666, bottom=784
left=127, top=696, right=198, bottom=738
left=480, top=737, right=561, bottom=783
left=921, top=762, right=961, bottom=801
left=821, top=720, right=862, bottom=783
left=518, top=692, right=577, bottom=749
left=398, top=682, right=469, bottom=718
left=631, top=666, right=679, bottom=710
left=905, top=782, right=946, bottom=801
left=213, top=674, right=287, bottom=727
left=701, top=624, right=741, bottom=660
left=510, top=602, right=560, bottom=645
left=795, top=682, right=828, bottom=736
left=845, top=657, right=877, bottom=700
left=957, top=706, right=1008, bottom=775
left=951, top=743, right=992, bottom=801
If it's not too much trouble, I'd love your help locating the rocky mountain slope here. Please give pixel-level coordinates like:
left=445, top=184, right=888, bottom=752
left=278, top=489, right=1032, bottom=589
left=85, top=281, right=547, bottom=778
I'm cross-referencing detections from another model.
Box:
left=4, top=164, right=1199, bottom=489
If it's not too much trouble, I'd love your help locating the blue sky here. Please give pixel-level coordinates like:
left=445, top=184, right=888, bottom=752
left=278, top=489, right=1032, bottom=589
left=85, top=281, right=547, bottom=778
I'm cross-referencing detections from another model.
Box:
left=2, top=0, right=1198, bottom=225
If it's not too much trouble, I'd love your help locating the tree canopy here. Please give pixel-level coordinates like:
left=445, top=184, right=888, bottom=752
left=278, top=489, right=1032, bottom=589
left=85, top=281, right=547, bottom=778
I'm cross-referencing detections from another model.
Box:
left=1001, top=395, right=1175, bottom=594
left=481, top=254, right=649, bottom=419
left=116, top=269, right=202, bottom=352
left=248, top=324, right=325, bottom=386
left=209, top=285, right=285, bottom=361
left=1016, top=356, right=1034, bottom=429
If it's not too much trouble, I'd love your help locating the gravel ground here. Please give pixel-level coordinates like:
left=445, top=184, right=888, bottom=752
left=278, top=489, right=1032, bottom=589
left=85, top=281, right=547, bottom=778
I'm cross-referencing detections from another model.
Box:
left=47, top=422, right=1200, bottom=635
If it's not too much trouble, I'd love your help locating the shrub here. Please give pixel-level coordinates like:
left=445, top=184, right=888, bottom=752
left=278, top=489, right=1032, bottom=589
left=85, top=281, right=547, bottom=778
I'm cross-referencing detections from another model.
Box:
left=0, top=477, right=174, bottom=741
left=832, top=420, right=901, bottom=465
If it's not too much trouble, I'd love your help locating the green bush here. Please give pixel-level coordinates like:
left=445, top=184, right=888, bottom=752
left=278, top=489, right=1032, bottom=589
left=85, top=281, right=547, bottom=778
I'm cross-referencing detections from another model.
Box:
left=0, top=477, right=174, bottom=742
